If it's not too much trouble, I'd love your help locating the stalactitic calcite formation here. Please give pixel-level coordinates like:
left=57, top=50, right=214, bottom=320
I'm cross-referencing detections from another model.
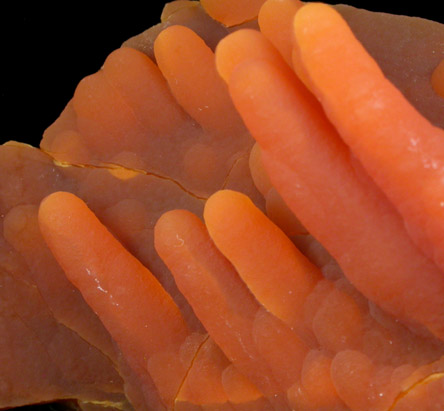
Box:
left=1, top=1, right=444, bottom=410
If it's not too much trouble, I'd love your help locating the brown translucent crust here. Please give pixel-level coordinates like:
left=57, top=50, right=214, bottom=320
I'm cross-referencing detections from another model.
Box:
left=42, top=46, right=257, bottom=203
left=1, top=1, right=444, bottom=409
left=0, top=143, right=204, bottom=410
left=2, top=203, right=118, bottom=361
left=0, top=145, right=128, bottom=409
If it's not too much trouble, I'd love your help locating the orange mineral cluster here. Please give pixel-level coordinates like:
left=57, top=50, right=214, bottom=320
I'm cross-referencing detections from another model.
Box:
left=1, top=1, right=444, bottom=410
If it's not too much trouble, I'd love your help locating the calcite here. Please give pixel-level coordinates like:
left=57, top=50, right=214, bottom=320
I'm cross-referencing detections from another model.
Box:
left=1, top=1, right=444, bottom=410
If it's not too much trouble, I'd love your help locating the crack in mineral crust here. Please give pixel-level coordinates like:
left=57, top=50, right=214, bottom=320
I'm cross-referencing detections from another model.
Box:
left=39, top=144, right=254, bottom=204
left=0, top=193, right=122, bottom=380
left=3, top=259, right=121, bottom=384
left=172, top=334, right=209, bottom=411
left=388, top=371, right=444, bottom=410
left=41, top=148, right=208, bottom=202
left=4, top=275, right=126, bottom=405
left=220, top=152, right=249, bottom=190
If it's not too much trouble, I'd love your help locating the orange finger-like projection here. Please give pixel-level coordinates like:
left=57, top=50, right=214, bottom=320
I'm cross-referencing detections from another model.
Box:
left=293, top=3, right=444, bottom=272
left=222, top=42, right=444, bottom=341
left=204, top=189, right=320, bottom=332
left=201, top=0, right=267, bottom=27
left=432, top=58, right=444, bottom=98
left=154, top=24, right=245, bottom=136
left=3, top=204, right=116, bottom=361
left=154, top=209, right=309, bottom=406
left=215, top=28, right=286, bottom=84
left=258, top=0, right=304, bottom=64
left=38, top=191, right=190, bottom=408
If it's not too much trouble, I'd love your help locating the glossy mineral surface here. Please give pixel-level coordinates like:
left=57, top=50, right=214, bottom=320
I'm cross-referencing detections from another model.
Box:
left=1, top=1, right=444, bottom=410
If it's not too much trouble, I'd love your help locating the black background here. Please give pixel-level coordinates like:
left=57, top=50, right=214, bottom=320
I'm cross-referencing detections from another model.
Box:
left=1, top=1, right=442, bottom=148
